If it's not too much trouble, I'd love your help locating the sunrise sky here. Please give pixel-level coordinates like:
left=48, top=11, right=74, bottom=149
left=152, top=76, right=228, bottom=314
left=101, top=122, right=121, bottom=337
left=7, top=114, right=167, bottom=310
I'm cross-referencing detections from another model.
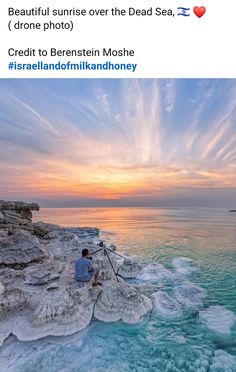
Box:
left=0, top=79, right=236, bottom=207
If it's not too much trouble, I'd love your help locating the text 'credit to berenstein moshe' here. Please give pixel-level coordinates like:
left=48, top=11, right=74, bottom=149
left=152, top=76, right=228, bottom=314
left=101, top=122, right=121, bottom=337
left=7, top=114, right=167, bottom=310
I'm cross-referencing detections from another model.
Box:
left=0, top=0, right=235, bottom=77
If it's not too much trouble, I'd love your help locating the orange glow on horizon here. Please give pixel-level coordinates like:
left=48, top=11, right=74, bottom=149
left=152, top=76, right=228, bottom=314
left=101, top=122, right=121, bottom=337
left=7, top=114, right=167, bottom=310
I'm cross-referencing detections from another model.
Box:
left=3, top=158, right=236, bottom=200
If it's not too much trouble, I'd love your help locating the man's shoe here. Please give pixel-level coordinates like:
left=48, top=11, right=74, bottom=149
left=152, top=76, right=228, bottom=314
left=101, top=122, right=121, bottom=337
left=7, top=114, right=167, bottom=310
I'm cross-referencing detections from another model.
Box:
left=92, top=282, right=102, bottom=287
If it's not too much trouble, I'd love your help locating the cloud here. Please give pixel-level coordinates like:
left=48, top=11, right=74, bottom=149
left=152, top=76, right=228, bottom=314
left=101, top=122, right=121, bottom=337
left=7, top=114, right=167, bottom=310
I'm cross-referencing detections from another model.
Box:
left=0, top=79, right=236, bottom=206
left=164, top=80, right=175, bottom=112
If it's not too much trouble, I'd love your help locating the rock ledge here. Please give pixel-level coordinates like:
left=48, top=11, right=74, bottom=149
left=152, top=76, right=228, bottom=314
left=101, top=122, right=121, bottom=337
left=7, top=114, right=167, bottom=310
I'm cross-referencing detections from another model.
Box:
left=0, top=201, right=150, bottom=346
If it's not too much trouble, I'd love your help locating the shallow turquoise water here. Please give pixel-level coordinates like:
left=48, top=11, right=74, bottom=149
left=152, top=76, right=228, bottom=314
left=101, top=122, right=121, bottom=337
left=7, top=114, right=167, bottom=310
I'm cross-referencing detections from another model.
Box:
left=1, top=208, right=236, bottom=371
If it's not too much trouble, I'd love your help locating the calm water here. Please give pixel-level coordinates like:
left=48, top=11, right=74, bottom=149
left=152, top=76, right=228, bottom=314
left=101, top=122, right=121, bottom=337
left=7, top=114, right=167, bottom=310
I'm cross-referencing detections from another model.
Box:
left=1, top=207, right=236, bottom=371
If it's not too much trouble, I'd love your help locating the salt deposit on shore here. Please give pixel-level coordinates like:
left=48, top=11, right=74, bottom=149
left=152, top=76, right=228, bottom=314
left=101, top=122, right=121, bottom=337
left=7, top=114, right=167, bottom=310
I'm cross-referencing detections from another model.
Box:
left=0, top=201, right=151, bottom=346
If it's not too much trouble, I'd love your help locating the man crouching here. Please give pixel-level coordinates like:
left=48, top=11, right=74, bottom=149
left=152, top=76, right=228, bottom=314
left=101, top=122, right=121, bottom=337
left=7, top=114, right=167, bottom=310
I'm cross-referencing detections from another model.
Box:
left=75, top=248, right=101, bottom=286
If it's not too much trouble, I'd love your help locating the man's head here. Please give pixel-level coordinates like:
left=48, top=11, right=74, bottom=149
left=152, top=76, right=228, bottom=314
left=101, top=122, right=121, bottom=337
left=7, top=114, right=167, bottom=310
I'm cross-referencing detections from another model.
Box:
left=82, top=248, right=89, bottom=257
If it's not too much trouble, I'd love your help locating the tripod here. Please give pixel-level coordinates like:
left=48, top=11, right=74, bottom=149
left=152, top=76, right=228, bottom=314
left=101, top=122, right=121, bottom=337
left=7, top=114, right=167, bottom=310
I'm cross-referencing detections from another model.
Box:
left=90, top=243, right=126, bottom=282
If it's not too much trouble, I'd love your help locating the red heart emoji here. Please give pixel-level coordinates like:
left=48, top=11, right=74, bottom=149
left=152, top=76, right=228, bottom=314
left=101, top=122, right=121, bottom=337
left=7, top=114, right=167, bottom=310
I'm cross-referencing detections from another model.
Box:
left=193, top=6, right=206, bottom=18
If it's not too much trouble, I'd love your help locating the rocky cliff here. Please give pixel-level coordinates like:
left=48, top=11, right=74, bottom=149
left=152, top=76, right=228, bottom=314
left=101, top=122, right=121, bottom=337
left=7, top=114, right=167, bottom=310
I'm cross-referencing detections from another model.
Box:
left=0, top=201, right=152, bottom=346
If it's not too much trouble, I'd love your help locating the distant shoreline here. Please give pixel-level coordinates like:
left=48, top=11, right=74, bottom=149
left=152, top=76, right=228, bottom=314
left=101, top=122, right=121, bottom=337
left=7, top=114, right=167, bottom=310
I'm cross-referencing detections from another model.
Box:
left=37, top=206, right=229, bottom=210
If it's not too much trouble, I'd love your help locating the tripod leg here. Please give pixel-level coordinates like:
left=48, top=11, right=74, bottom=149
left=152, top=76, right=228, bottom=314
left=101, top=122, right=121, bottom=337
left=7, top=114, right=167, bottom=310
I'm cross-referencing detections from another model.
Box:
left=105, top=247, right=127, bottom=259
left=89, top=248, right=103, bottom=256
left=105, top=250, right=120, bottom=282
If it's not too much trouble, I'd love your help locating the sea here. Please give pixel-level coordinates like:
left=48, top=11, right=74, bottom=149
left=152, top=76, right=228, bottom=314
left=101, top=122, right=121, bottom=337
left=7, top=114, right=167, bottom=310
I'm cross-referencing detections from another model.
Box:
left=0, top=207, right=236, bottom=372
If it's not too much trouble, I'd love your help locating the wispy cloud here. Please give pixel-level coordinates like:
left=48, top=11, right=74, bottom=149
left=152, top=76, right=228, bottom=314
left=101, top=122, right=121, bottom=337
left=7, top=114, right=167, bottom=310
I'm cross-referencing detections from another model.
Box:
left=0, top=79, right=236, bottom=206
left=164, top=80, right=175, bottom=113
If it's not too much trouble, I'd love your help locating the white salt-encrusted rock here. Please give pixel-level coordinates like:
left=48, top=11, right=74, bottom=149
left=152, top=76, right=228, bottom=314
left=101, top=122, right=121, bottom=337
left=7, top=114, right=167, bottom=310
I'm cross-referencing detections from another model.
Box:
left=33, top=221, right=60, bottom=238
left=99, top=270, right=113, bottom=281
left=0, top=288, right=26, bottom=314
left=2, top=211, right=29, bottom=225
left=0, top=282, right=5, bottom=295
left=0, top=229, right=8, bottom=238
left=92, top=253, right=119, bottom=275
left=63, top=227, right=99, bottom=238
left=210, top=350, right=236, bottom=371
left=0, top=211, right=4, bottom=224
left=153, top=290, right=182, bottom=317
left=0, top=317, right=17, bottom=347
left=13, top=284, right=100, bottom=341
left=94, top=281, right=152, bottom=323
left=0, top=267, right=24, bottom=286
left=0, top=200, right=39, bottom=211
left=33, top=221, right=50, bottom=236
left=174, top=282, right=206, bottom=308
left=137, top=263, right=177, bottom=282
left=172, top=257, right=198, bottom=275
left=24, top=262, right=63, bottom=286
left=0, top=201, right=39, bottom=221
left=0, top=283, right=101, bottom=344
left=108, top=244, right=117, bottom=251
left=0, top=200, right=154, bottom=345
left=0, top=231, right=47, bottom=267
left=0, top=200, right=38, bottom=226
left=117, top=258, right=141, bottom=278
left=0, top=229, right=8, bottom=244
left=199, top=306, right=236, bottom=335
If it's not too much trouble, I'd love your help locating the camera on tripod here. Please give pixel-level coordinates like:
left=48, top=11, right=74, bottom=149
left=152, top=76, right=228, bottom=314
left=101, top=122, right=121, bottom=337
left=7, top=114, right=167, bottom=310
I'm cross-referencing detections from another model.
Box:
left=88, top=240, right=126, bottom=282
